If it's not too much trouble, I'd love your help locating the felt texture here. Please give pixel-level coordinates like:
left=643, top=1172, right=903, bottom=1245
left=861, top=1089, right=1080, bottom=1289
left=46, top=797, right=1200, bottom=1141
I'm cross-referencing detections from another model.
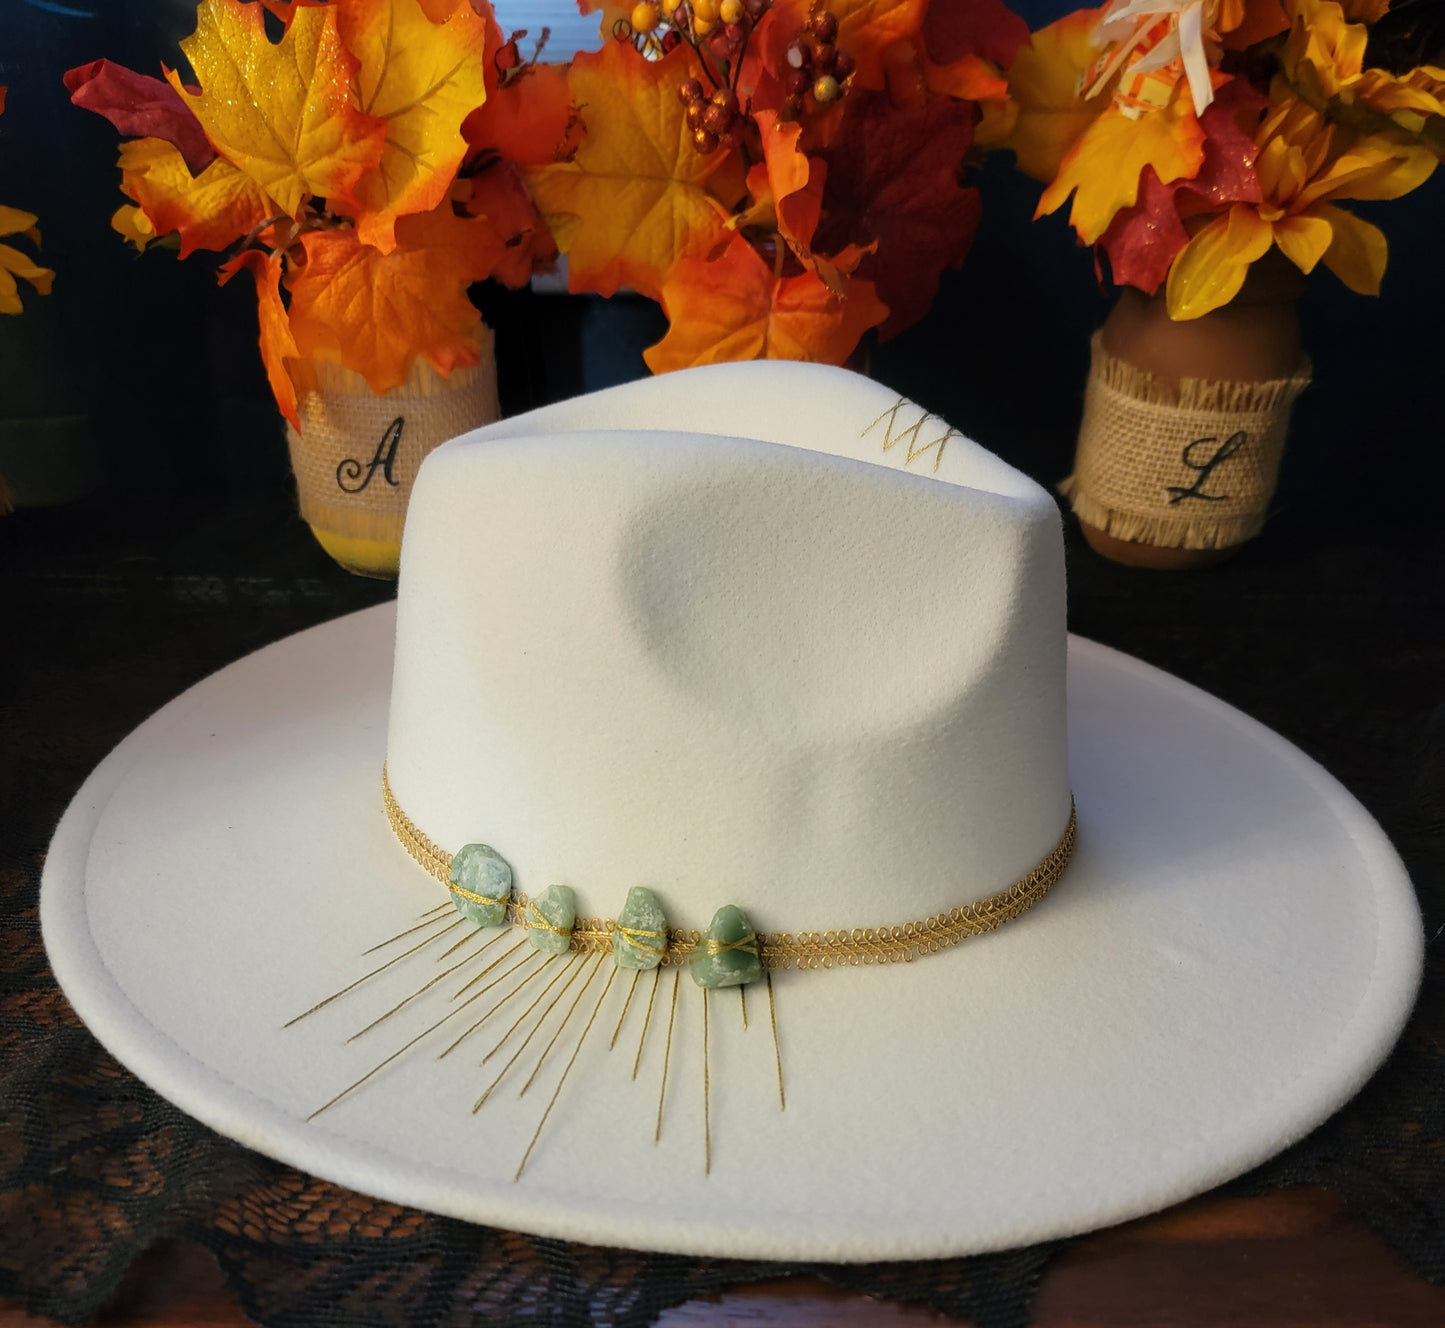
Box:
left=387, top=363, right=1070, bottom=931
left=37, top=361, right=1422, bottom=1258
left=40, top=609, right=1422, bottom=1260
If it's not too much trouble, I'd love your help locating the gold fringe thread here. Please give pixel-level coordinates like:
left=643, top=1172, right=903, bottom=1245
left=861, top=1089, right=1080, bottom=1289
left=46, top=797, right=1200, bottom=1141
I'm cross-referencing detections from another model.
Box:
left=1060, top=332, right=1311, bottom=552
left=286, top=344, right=500, bottom=546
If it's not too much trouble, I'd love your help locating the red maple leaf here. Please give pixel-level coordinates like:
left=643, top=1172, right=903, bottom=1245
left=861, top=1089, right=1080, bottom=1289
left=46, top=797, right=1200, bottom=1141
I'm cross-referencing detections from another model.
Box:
left=812, top=89, right=979, bottom=340
left=64, top=60, right=217, bottom=174
left=1097, top=79, right=1266, bottom=295
left=921, top=0, right=1029, bottom=71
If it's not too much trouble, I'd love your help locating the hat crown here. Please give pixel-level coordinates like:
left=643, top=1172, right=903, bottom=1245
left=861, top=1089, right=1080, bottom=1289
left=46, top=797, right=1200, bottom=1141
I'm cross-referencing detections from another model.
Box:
left=385, top=364, right=1071, bottom=934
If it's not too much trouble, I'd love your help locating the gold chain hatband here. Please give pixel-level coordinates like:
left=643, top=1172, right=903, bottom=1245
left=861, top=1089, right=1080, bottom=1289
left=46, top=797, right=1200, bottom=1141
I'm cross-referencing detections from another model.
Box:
left=381, top=767, right=1075, bottom=970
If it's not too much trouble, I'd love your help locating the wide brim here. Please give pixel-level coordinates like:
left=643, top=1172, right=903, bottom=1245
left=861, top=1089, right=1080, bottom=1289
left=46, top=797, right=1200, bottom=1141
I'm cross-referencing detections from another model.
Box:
left=40, top=604, right=1422, bottom=1262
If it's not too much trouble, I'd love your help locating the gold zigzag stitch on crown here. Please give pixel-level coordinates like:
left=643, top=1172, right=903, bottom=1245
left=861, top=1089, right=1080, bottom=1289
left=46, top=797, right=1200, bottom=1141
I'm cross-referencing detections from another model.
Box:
left=382, top=766, right=1075, bottom=970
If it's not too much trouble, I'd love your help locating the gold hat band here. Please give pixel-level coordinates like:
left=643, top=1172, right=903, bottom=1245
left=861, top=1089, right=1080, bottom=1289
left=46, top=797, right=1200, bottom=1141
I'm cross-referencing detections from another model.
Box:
left=382, top=767, right=1076, bottom=971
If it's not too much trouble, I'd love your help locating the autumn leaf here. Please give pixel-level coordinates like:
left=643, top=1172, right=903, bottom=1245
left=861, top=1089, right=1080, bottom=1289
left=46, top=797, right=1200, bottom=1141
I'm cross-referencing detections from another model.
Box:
left=64, top=60, right=218, bottom=174
left=0, top=205, right=54, bottom=316
left=111, top=204, right=158, bottom=251
left=169, top=0, right=385, bottom=218
left=923, top=53, right=1011, bottom=103
left=222, top=247, right=301, bottom=428
left=812, top=90, right=979, bottom=340
left=457, top=160, right=556, bottom=287
left=754, top=109, right=824, bottom=253
left=286, top=203, right=509, bottom=392
left=256, top=0, right=330, bottom=30
left=118, top=137, right=273, bottom=257
left=921, top=0, right=1029, bottom=71
left=1097, top=79, right=1265, bottom=293
left=643, top=234, right=888, bottom=372
left=1001, top=7, right=1109, bottom=184
left=832, top=0, right=929, bottom=92
left=575, top=0, right=634, bottom=41
left=463, top=61, right=580, bottom=166
left=336, top=0, right=492, bottom=253
left=526, top=39, right=742, bottom=301
left=1039, top=77, right=1209, bottom=245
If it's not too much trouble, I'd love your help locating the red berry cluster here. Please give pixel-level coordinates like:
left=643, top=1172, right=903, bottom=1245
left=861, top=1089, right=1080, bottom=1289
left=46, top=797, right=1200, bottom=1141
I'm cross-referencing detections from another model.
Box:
left=680, top=79, right=744, bottom=154
left=782, top=10, right=854, bottom=118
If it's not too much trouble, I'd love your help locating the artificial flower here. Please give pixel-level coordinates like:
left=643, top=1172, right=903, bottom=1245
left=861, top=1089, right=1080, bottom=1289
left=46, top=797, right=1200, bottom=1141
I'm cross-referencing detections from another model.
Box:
left=1165, top=93, right=1436, bottom=317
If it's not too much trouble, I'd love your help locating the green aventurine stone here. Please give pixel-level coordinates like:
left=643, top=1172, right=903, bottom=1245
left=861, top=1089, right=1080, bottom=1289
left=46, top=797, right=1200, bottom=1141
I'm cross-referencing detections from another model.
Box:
left=689, top=905, right=762, bottom=989
left=526, top=883, right=577, bottom=955
left=449, top=843, right=512, bottom=928
left=613, top=887, right=669, bottom=970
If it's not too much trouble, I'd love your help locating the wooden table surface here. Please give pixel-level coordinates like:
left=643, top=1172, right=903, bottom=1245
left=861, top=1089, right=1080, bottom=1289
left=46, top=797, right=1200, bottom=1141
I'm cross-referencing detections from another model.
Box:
left=3, top=1186, right=1442, bottom=1327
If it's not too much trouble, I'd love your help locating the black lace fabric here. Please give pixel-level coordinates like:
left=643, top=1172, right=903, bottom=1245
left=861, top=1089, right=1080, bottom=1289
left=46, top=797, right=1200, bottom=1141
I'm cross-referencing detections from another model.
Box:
left=1, top=502, right=1440, bottom=1328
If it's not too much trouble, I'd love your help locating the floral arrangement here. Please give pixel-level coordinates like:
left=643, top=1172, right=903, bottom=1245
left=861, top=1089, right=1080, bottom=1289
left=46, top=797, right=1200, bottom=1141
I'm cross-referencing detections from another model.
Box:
left=1003, top=0, right=1442, bottom=320
left=1, top=85, right=56, bottom=514
left=66, top=0, right=561, bottom=428
left=0, top=86, right=53, bottom=319
left=529, top=0, right=1030, bottom=370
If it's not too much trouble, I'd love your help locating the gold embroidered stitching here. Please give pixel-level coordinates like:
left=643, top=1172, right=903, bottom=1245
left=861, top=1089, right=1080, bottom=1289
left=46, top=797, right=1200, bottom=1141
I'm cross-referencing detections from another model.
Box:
left=383, top=767, right=1076, bottom=970
left=862, top=396, right=961, bottom=473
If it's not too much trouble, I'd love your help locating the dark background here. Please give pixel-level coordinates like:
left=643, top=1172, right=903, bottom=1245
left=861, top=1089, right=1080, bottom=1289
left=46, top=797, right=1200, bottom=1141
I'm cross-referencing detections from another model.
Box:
left=0, top=0, right=1440, bottom=535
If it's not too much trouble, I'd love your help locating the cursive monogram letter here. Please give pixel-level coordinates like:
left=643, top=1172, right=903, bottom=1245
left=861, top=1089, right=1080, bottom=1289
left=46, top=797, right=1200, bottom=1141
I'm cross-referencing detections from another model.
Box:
left=336, top=417, right=405, bottom=494
left=1166, top=430, right=1247, bottom=505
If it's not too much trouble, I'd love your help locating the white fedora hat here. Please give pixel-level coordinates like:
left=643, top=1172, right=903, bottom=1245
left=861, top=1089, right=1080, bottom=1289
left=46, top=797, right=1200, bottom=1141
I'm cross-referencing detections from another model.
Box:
left=41, top=362, right=1422, bottom=1262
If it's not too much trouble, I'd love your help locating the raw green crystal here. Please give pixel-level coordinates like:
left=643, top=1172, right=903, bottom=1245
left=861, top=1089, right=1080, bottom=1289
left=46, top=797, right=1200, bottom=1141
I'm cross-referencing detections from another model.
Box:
left=613, top=887, right=669, bottom=970
left=449, top=843, right=512, bottom=928
left=526, top=883, right=577, bottom=955
left=689, top=905, right=762, bottom=988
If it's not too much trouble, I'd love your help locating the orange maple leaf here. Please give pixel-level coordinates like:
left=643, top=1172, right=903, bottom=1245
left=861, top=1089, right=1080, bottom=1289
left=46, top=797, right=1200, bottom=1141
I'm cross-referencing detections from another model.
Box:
left=643, top=234, right=889, bottom=372
left=222, top=247, right=301, bottom=429
left=457, top=162, right=556, bottom=287
left=754, top=109, right=824, bottom=254
left=285, top=204, right=509, bottom=392
left=168, top=0, right=385, bottom=218
left=336, top=0, right=493, bottom=253
left=833, top=0, right=930, bottom=91
left=525, top=39, right=743, bottom=301
left=464, top=61, right=580, bottom=166
left=118, top=137, right=273, bottom=258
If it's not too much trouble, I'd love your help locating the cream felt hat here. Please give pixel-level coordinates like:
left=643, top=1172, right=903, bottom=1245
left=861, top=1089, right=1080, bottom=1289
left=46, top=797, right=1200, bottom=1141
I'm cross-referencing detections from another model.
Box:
left=41, top=362, right=1422, bottom=1262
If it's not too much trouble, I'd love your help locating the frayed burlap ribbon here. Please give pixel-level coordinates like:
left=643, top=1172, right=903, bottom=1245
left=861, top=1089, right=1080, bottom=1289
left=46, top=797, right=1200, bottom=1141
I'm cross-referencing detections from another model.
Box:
left=286, top=334, right=500, bottom=546
left=1060, top=333, right=1312, bottom=551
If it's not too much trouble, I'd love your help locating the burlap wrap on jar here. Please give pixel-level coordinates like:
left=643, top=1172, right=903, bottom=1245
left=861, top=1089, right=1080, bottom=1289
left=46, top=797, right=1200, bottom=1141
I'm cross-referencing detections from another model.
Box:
left=286, top=332, right=500, bottom=577
left=1060, top=332, right=1312, bottom=553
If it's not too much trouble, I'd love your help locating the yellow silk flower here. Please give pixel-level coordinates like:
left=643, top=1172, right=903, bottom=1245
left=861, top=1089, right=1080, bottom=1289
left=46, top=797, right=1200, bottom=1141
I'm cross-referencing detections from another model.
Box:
left=1165, top=92, right=1436, bottom=319
left=1280, top=0, right=1445, bottom=153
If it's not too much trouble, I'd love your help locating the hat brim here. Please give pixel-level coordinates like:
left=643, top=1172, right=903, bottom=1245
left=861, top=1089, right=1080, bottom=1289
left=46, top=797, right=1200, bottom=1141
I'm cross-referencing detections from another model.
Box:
left=41, top=603, right=1422, bottom=1262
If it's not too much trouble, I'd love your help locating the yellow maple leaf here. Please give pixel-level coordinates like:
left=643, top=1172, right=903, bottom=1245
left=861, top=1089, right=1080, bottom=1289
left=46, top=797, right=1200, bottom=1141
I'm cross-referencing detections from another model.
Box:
left=1002, top=7, right=1110, bottom=184
left=0, top=204, right=53, bottom=315
left=525, top=38, right=744, bottom=302
left=118, top=137, right=273, bottom=258
left=111, top=203, right=157, bottom=252
left=336, top=0, right=493, bottom=253
left=643, top=234, right=889, bottom=372
left=1039, top=77, right=1207, bottom=244
left=168, top=0, right=385, bottom=219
